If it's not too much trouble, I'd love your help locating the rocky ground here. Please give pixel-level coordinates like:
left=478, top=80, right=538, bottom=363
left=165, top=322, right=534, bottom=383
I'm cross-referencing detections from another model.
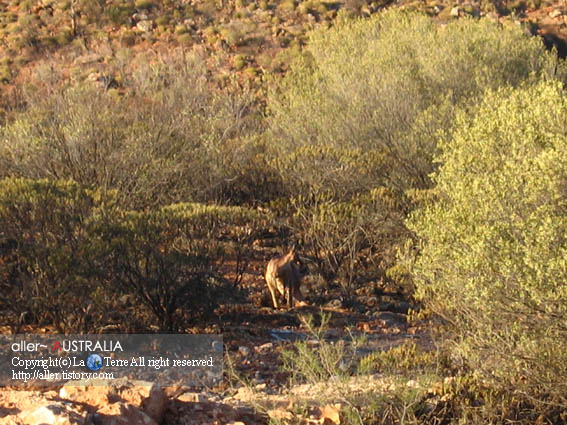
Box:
left=0, top=329, right=419, bottom=425
left=0, top=249, right=420, bottom=425
left=0, top=310, right=419, bottom=425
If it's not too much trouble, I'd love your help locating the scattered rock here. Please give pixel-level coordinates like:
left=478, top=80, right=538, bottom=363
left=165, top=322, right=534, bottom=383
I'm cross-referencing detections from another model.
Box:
left=319, top=403, right=341, bottom=425
left=325, top=299, right=343, bottom=309
left=177, top=392, right=208, bottom=403
left=212, top=340, right=223, bottom=353
left=269, top=329, right=307, bottom=342
left=267, top=408, right=293, bottom=421
left=359, top=296, right=378, bottom=307
left=59, top=383, right=118, bottom=408
left=74, top=53, right=103, bottom=65
left=57, top=381, right=166, bottom=424
left=406, top=379, right=419, bottom=388
left=378, top=301, right=410, bottom=314
left=92, top=402, right=157, bottom=425
left=256, top=342, right=273, bottom=353
left=253, top=371, right=265, bottom=384
left=87, top=72, right=102, bottom=82
left=136, top=20, right=153, bottom=32
left=485, top=11, right=499, bottom=21
left=19, top=402, right=86, bottom=425
left=234, top=386, right=254, bottom=402
left=372, top=311, right=407, bottom=328
left=238, top=346, right=250, bottom=357
left=549, top=9, right=562, bottom=18
left=132, top=12, right=148, bottom=21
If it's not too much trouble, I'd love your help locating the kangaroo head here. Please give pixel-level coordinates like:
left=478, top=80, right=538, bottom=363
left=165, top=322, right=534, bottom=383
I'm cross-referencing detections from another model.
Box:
left=287, top=245, right=308, bottom=276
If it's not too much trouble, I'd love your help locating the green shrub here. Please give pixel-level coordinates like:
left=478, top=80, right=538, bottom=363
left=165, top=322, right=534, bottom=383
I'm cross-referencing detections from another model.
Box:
left=135, top=0, right=155, bottom=10
left=358, top=340, right=447, bottom=375
left=233, top=54, right=246, bottom=70
left=281, top=313, right=356, bottom=384
left=0, top=66, right=10, bottom=83
left=105, top=4, right=135, bottom=26
left=269, top=10, right=563, bottom=196
left=20, top=0, right=33, bottom=11
left=121, top=29, right=137, bottom=46
left=0, top=54, right=267, bottom=208
left=0, top=177, right=269, bottom=332
left=221, top=26, right=243, bottom=46
left=18, top=14, right=37, bottom=26
left=174, top=23, right=189, bottom=34
left=0, top=178, right=108, bottom=333
left=74, top=0, right=105, bottom=25
left=54, top=28, right=73, bottom=46
left=267, top=9, right=565, bottom=288
left=409, top=81, right=567, bottom=409
left=176, top=33, right=193, bottom=44
left=278, top=0, right=296, bottom=10
left=155, top=15, right=170, bottom=25
left=5, top=22, right=21, bottom=34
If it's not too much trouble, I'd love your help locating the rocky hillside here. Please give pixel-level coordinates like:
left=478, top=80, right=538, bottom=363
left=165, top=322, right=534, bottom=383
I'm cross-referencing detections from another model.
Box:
left=1, top=0, right=566, bottom=108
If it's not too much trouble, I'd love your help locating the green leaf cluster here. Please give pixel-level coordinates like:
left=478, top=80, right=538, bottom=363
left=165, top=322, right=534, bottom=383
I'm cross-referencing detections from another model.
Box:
left=409, top=81, right=567, bottom=405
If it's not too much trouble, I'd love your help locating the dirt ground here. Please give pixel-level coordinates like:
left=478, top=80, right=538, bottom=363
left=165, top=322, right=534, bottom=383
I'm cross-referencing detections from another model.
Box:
left=0, top=247, right=425, bottom=424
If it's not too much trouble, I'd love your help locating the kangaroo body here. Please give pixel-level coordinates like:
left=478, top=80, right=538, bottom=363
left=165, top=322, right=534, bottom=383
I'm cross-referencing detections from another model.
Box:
left=265, top=247, right=306, bottom=309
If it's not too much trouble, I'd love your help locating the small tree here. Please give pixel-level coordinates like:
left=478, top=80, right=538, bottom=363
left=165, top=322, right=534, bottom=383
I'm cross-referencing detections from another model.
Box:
left=409, top=81, right=567, bottom=408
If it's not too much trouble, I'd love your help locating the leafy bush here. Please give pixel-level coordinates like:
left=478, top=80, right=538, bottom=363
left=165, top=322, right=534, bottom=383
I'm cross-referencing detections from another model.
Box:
left=0, top=53, right=267, bottom=208
left=106, top=4, right=135, bottom=26
left=269, top=10, right=563, bottom=196
left=0, top=178, right=107, bottom=332
left=0, top=177, right=269, bottom=332
left=267, top=9, right=565, bottom=289
left=289, top=188, right=408, bottom=295
left=409, top=81, right=567, bottom=409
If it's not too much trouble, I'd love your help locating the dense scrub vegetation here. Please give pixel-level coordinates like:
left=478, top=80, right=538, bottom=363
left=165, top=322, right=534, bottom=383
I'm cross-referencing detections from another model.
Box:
left=268, top=10, right=565, bottom=292
left=2, top=6, right=567, bottom=422
left=0, top=55, right=270, bottom=207
left=409, top=80, right=567, bottom=413
left=0, top=178, right=268, bottom=332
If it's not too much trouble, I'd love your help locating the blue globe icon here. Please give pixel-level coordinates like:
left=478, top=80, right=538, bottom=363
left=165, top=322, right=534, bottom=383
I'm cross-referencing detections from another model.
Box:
left=87, top=354, right=103, bottom=371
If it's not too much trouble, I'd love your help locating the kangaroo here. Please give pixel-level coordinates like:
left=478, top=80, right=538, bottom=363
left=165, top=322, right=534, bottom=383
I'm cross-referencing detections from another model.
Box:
left=265, top=246, right=306, bottom=309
